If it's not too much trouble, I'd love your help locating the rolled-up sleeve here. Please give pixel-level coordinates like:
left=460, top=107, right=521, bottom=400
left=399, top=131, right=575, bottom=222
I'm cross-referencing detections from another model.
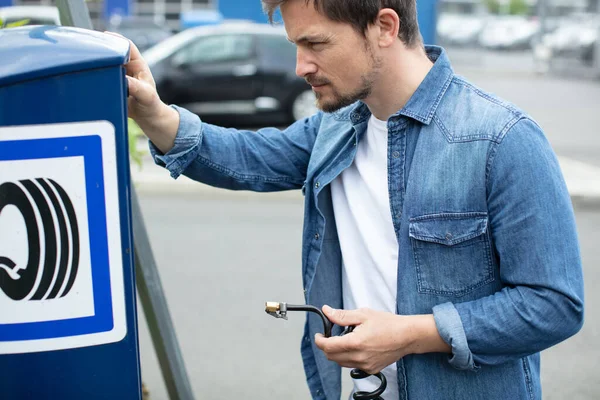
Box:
left=149, top=105, right=203, bottom=179
left=433, top=117, right=584, bottom=369
left=148, top=105, right=323, bottom=192
left=433, top=302, right=478, bottom=371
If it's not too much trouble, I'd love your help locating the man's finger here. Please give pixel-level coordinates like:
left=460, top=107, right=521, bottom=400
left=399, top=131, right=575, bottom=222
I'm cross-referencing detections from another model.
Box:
left=137, top=70, right=156, bottom=88
left=314, top=333, right=326, bottom=350
left=314, top=332, right=358, bottom=354
left=126, top=75, right=156, bottom=106
left=103, top=30, right=141, bottom=60
left=322, top=305, right=364, bottom=327
left=103, top=31, right=148, bottom=77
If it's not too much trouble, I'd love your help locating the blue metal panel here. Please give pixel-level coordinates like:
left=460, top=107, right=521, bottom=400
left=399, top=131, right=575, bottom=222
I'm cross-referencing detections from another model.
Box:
left=180, top=9, right=223, bottom=29
left=104, top=0, right=131, bottom=20
left=0, top=26, right=129, bottom=86
left=0, top=0, right=13, bottom=8
left=218, top=0, right=269, bottom=23
left=0, top=28, right=140, bottom=399
left=417, top=0, right=438, bottom=45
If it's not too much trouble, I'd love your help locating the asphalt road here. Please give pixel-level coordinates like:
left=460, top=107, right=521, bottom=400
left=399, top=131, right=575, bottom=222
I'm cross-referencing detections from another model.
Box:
left=135, top=191, right=600, bottom=400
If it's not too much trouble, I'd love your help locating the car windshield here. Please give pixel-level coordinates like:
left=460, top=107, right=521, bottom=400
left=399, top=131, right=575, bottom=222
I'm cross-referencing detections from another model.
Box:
left=143, top=29, right=200, bottom=65
left=171, top=34, right=254, bottom=65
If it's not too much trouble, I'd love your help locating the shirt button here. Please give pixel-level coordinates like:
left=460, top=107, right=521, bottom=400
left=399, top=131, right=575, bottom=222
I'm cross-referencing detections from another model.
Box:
left=315, top=232, right=320, bottom=240
left=315, top=182, right=320, bottom=189
left=392, top=151, right=400, bottom=158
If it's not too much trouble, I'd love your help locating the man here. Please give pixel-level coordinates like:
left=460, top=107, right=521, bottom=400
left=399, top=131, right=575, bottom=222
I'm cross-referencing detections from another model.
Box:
left=120, top=0, right=584, bottom=398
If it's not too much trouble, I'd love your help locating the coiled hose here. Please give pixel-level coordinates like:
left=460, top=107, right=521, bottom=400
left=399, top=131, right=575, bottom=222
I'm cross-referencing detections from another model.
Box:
left=265, top=302, right=387, bottom=400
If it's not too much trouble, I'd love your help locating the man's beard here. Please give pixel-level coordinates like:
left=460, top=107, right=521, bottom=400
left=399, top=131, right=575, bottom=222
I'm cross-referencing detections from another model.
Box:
left=316, top=74, right=375, bottom=113
left=308, top=49, right=382, bottom=113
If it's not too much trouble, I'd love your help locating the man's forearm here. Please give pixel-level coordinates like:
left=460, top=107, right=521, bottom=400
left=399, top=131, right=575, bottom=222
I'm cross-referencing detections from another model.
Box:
left=406, top=314, right=451, bottom=355
left=136, top=103, right=180, bottom=155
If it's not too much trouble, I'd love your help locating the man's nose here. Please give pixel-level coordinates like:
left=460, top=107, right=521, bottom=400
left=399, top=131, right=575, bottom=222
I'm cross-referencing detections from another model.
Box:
left=295, top=48, right=317, bottom=78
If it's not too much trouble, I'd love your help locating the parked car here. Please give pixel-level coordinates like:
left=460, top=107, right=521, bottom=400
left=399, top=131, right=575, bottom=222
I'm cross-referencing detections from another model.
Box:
left=142, top=21, right=318, bottom=125
left=0, top=5, right=60, bottom=27
left=106, top=17, right=173, bottom=52
left=436, top=0, right=488, bottom=47
left=535, top=13, right=600, bottom=66
left=437, top=13, right=487, bottom=47
left=478, top=15, right=539, bottom=50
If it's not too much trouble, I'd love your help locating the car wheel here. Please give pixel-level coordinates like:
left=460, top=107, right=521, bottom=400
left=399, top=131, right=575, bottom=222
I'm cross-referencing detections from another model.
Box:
left=291, top=90, right=318, bottom=121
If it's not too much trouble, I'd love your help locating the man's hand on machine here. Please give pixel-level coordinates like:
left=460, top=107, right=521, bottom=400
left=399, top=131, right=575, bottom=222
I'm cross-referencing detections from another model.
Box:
left=104, top=31, right=179, bottom=154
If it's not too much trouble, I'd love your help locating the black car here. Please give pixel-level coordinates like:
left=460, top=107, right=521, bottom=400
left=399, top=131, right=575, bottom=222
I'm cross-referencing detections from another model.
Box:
left=107, top=17, right=173, bottom=52
left=143, top=22, right=317, bottom=125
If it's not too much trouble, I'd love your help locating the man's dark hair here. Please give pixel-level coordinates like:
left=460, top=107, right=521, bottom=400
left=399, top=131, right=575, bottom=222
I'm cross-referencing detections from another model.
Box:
left=262, top=0, right=422, bottom=48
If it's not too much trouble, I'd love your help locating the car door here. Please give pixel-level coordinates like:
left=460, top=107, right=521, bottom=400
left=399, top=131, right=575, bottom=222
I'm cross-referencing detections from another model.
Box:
left=165, top=33, right=260, bottom=116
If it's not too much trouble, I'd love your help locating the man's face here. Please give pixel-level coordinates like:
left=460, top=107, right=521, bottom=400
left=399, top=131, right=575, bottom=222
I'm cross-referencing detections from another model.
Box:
left=281, top=0, right=382, bottom=113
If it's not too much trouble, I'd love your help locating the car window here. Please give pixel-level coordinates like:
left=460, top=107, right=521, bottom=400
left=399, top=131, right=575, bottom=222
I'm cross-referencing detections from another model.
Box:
left=256, top=34, right=297, bottom=69
left=172, top=34, right=254, bottom=65
left=258, top=35, right=296, bottom=63
left=258, top=34, right=296, bottom=59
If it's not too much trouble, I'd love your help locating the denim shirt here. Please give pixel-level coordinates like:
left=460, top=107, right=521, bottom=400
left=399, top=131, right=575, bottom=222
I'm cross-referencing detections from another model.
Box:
left=150, top=46, right=584, bottom=400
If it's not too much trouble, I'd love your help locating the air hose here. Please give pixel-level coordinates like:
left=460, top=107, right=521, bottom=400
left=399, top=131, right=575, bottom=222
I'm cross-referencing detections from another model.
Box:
left=265, top=302, right=387, bottom=400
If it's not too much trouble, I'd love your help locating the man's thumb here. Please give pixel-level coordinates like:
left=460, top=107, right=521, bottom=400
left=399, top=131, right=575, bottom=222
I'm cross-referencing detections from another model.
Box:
left=322, top=305, right=363, bottom=327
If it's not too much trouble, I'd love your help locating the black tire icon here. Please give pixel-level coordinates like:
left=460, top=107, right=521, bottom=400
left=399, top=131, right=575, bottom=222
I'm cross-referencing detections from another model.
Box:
left=0, top=178, right=80, bottom=301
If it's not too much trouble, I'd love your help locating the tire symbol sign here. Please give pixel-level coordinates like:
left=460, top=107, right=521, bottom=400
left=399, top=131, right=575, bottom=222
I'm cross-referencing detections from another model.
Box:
left=0, top=121, right=127, bottom=354
left=0, top=178, right=80, bottom=302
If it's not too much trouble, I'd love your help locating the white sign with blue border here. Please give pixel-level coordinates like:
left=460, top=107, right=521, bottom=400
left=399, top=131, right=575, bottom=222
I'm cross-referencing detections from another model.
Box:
left=0, top=121, right=127, bottom=354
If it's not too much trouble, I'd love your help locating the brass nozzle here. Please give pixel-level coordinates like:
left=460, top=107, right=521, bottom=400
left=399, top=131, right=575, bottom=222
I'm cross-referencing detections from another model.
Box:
left=265, top=302, right=281, bottom=313
left=265, top=301, right=288, bottom=320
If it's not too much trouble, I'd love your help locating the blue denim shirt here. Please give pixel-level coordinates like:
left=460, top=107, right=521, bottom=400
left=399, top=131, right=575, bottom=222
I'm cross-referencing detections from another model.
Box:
left=150, top=46, right=584, bottom=400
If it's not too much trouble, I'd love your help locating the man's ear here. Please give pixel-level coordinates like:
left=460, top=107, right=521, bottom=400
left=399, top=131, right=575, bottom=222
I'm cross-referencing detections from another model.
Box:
left=375, top=8, right=400, bottom=48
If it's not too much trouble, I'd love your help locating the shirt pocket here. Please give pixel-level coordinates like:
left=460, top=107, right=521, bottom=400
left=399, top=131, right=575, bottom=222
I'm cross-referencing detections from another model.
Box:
left=409, top=212, right=494, bottom=297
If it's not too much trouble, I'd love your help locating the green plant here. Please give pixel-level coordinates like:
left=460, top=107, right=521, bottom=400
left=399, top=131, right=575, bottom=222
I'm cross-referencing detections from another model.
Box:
left=484, top=0, right=500, bottom=14
left=484, top=0, right=529, bottom=15
left=128, top=118, right=147, bottom=169
left=0, top=18, right=30, bottom=28
left=508, top=0, right=529, bottom=15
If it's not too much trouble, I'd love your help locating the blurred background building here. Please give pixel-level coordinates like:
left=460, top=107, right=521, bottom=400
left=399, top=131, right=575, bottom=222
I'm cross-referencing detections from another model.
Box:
left=1, top=0, right=213, bottom=31
left=0, top=0, right=439, bottom=42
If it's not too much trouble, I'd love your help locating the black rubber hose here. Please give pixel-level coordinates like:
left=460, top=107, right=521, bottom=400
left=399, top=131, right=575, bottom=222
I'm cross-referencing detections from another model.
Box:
left=287, top=304, right=332, bottom=337
left=286, top=304, right=387, bottom=400
left=350, top=369, right=387, bottom=400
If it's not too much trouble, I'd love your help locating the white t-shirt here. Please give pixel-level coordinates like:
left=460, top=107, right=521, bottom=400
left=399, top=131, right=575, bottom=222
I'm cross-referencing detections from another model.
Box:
left=331, top=115, right=400, bottom=399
